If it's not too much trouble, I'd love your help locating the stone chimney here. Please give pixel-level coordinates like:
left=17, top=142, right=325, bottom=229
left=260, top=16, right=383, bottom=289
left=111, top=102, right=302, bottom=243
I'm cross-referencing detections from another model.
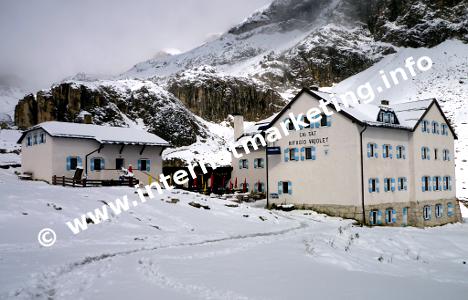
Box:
left=233, top=114, right=244, bottom=140
left=380, top=99, right=390, bottom=106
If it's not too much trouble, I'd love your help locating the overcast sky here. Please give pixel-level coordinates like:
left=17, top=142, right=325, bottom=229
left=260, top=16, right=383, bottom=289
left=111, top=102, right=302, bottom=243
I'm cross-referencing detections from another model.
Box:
left=0, top=0, right=271, bottom=90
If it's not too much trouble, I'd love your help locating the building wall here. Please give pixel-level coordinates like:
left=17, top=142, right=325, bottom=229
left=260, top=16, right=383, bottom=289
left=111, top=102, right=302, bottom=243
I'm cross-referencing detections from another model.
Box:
left=21, top=133, right=164, bottom=185
left=20, top=129, right=53, bottom=182
left=267, top=92, right=362, bottom=207
left=231, top=147, right=267, bottom=192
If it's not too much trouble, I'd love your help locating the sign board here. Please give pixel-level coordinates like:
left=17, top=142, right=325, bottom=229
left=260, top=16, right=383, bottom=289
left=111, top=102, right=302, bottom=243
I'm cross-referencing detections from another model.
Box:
left=266, top=147, right=281, bottom=155
left=270, top=193, right=279, bottom=199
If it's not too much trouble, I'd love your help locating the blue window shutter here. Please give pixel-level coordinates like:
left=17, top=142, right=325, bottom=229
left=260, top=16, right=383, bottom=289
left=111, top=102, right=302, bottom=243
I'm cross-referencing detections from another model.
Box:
left=377, top=210, right=382, bottom=225
left=294, top=148, right=299, bottom=161
left=403, top=146, right=406, bottom=159
left=368, top=179, right=372, bottom=193
left=146, top=160, right=150, bottom=172
left=428, top=206, right=432, bottom=220
left=433, top=176, right=437, bottom=191
left=238, top=159, right=243, bottom=169
left=300, top=147, right=305, bottom=161
left=391, top=178, right=395, bottom=192
left=376, top=178, right=380, bottom=193
left=389, top=145, right=393, bottom=159
left=66, top=156, right=71, bottom=171
left=245, top=159, right=249, bottom=169
left=404, top=177, right=407, bottom=190
left=284, top=149, right=289, bottom=162
left=288, top=181, right=292, bottom=195
left=382, top=145, right=386, bottom=158
left=421, top=147, right=424, bottom=159
left=254, top=159, right=258, bottom=168
left=327, top=115, right=331, bottom=127
left=312, top=147, right=316, bottom=160
left=392, top=209, right=397, bottom=223
left=278, top=181, right=283, bottom=194
left=384, top=179, right=388, bottom=192
left=138, top=160, right=141, bottom=170
left=448, top=203, right=453, bottom=216
left=428, top=177, right=432, bottom=191
left=448, top=177, right=452, bottom=191
left=315, top=121, right=320, bottom=128
left=374, top=144, right=378, bottom=158
left=396, top=146, right=400, bottom=159
left=443, top=177, right=447, bottom=190
left=369, top=211, right=374, bottom=225
left=77, top=156, right=82, bottom=167
left=398, top=178, right=401, bottom=191
left=367, top=143, right=371, bottom=158
left=90, top=159, right=95, bottom=171
left=101, top=158, right=105, bottom=170
left=427, top=147, right=430, bottom=160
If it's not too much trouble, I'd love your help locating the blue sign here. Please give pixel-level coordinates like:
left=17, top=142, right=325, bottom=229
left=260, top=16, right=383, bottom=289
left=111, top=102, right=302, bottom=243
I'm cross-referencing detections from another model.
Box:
left=266, top=146, right=281, bottom=155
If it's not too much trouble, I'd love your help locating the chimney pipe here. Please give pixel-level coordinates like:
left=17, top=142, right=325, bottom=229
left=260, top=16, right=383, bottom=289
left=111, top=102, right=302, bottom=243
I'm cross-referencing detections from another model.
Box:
left=380, top=100, right=390, bottom=106
left=233, top=115, right=244, bottom=141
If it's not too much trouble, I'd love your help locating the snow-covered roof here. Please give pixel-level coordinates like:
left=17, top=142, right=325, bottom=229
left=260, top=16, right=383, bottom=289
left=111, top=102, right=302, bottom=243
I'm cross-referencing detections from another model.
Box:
left=265, top=88, right=450, bottom=133
left=17, top=121, right=170, bottom=146
left=236, top=114, right=278, bottom=145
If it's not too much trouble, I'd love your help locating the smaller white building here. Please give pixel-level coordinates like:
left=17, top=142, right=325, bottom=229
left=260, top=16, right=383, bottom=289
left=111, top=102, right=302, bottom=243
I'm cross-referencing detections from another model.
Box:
left=17, top=121, right=170, bottom=185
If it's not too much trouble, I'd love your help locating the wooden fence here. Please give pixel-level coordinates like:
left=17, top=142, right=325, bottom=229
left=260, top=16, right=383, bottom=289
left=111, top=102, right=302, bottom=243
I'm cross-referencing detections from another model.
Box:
left=52, top=175, right=138, bottom=187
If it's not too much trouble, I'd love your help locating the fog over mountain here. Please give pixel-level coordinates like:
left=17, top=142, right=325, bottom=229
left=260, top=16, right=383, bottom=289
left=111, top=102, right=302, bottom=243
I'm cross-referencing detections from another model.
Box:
left=0, top=0, right=271, bottom=91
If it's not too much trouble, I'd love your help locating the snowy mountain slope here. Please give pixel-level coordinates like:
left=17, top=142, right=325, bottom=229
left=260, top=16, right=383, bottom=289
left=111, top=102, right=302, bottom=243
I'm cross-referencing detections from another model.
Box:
left=0, top=168, right=467, bottom=299
left=0, top=86, right=27, bottom=124
left=330, top=39, right=468, bottom=198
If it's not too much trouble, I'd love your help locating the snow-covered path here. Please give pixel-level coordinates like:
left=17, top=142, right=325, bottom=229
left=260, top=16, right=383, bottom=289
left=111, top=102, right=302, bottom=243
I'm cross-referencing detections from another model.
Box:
left=1, top=168, right=467, bottom=299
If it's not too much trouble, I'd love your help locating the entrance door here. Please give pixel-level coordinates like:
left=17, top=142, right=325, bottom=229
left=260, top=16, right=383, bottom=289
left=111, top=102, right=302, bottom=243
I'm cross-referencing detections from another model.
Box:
left=402, top=207, right=408, bottom=226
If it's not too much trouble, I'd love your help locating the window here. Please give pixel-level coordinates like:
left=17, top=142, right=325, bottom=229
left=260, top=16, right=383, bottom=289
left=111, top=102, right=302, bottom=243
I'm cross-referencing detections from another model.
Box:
left=433, top=176, right=442, bottom=191
left=33, top=134, right=38, bottom=145
left=423, top=205, right=431, bottom=220
left=447, top=203, right=454, bottom=216
left=116, top=158, right=124, bottom=170
left=384, top=178, right=395, bottom=192
left=304, top=147, right=316, bottom=160
left=398, top=177, right=407, bottom=191
left=443, top=149, right=450, bottom=161
left=421, top=120, right=429, bottom=132
left=378, top=111, right=397, bottom=124
left=422, top=176, right=430, bottom=192
left=435, top=204, right=443, bottom=218
left=432, top=121, right=439, bottom=134
left=39, top=133, right=46, bottom=144
left=320, top=114, right=328, bottom=127
left=138, top=159, right=150, bottom=171
left=421, top=146, right=430, bottom=160
left=289, top=148, right=296, bottom=161
left=27, top=136, right=32, bottom=146
left=434, top=148, right=438, bottom=160
left=239, top=159, right=248, bottom=169
left=441, top=124, right=448, bottom=135
left=66, top=156, right=82, bottom=171
left=368, top=178, right=379, bottom=193
left=303, top=116, right=311, bottom=128
left=278, top=181, right=291, bottom=195
left=255, top=182, right=265, bottom=193
left=396, top=145, right=405, bottom=159
left=287, top=119, right=295, bottom=130
left=241, top=182, right=249, bottom=192
left=382, top=144, right=392, bottom=159
left=369, top=210, right=381, bottom=225
left=385, top=208, right=396, bottom=224
left=443, top=176, right=451, bottom=191
left=92, top=158, right=103, bottom=171
left=367, top=143, right=378, bottom=158
left=254, top=158, right=264, bottom=168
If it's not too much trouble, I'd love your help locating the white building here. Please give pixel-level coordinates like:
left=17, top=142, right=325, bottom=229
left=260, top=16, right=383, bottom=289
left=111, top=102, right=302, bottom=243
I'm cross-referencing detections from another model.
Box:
left=232, top=88, right=461, bottom=227
left=17, top=121, right=169, bottom=185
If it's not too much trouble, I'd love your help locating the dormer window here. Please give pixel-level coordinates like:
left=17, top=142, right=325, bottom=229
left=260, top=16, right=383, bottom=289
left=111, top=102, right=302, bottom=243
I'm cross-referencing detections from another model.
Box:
left=377, top=110, right=398, bottom=125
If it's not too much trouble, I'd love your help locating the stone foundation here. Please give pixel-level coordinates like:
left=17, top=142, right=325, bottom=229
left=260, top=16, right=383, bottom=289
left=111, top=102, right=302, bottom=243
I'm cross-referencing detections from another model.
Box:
left=270, top=198, right=462, bottom=227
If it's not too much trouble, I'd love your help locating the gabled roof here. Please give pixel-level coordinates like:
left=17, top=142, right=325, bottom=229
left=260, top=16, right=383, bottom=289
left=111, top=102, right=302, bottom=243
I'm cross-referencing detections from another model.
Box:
left=17, top=121, right=170, bottom=146
left=265, top=88, right=457, bottom=139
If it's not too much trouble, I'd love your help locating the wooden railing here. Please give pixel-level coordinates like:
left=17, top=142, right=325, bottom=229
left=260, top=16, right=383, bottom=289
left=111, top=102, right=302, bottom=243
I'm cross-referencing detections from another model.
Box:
left=52, top=175, right=138, bottom=187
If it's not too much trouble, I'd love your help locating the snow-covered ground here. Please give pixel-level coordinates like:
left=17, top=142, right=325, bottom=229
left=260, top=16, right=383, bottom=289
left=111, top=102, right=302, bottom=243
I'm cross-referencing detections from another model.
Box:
left=0, top=167, right=467, bottom=299
left=0, top=129, right=21, bottom=165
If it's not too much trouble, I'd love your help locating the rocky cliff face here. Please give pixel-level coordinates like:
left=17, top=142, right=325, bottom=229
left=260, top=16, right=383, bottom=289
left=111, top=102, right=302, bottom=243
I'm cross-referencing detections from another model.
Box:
left=14, top=80, right=209, bottom=147
left=167, top=66, right=284, bottom=122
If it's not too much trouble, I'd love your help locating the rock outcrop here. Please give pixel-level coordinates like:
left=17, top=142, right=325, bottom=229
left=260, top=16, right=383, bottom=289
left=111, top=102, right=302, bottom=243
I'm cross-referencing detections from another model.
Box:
left=14, top=80, right=209, bottom=147
left=167, top=66, right=285, bottom=122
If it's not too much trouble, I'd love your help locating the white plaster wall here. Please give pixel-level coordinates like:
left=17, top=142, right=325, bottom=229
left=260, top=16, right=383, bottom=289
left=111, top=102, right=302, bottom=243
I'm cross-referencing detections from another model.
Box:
left=20, top=129, right=53, bottom=182
left=267, top=93, right=362, bottom=206
left=410, top=104, right=456, bottom=201
left=231, top=147, right=267, bottom=191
